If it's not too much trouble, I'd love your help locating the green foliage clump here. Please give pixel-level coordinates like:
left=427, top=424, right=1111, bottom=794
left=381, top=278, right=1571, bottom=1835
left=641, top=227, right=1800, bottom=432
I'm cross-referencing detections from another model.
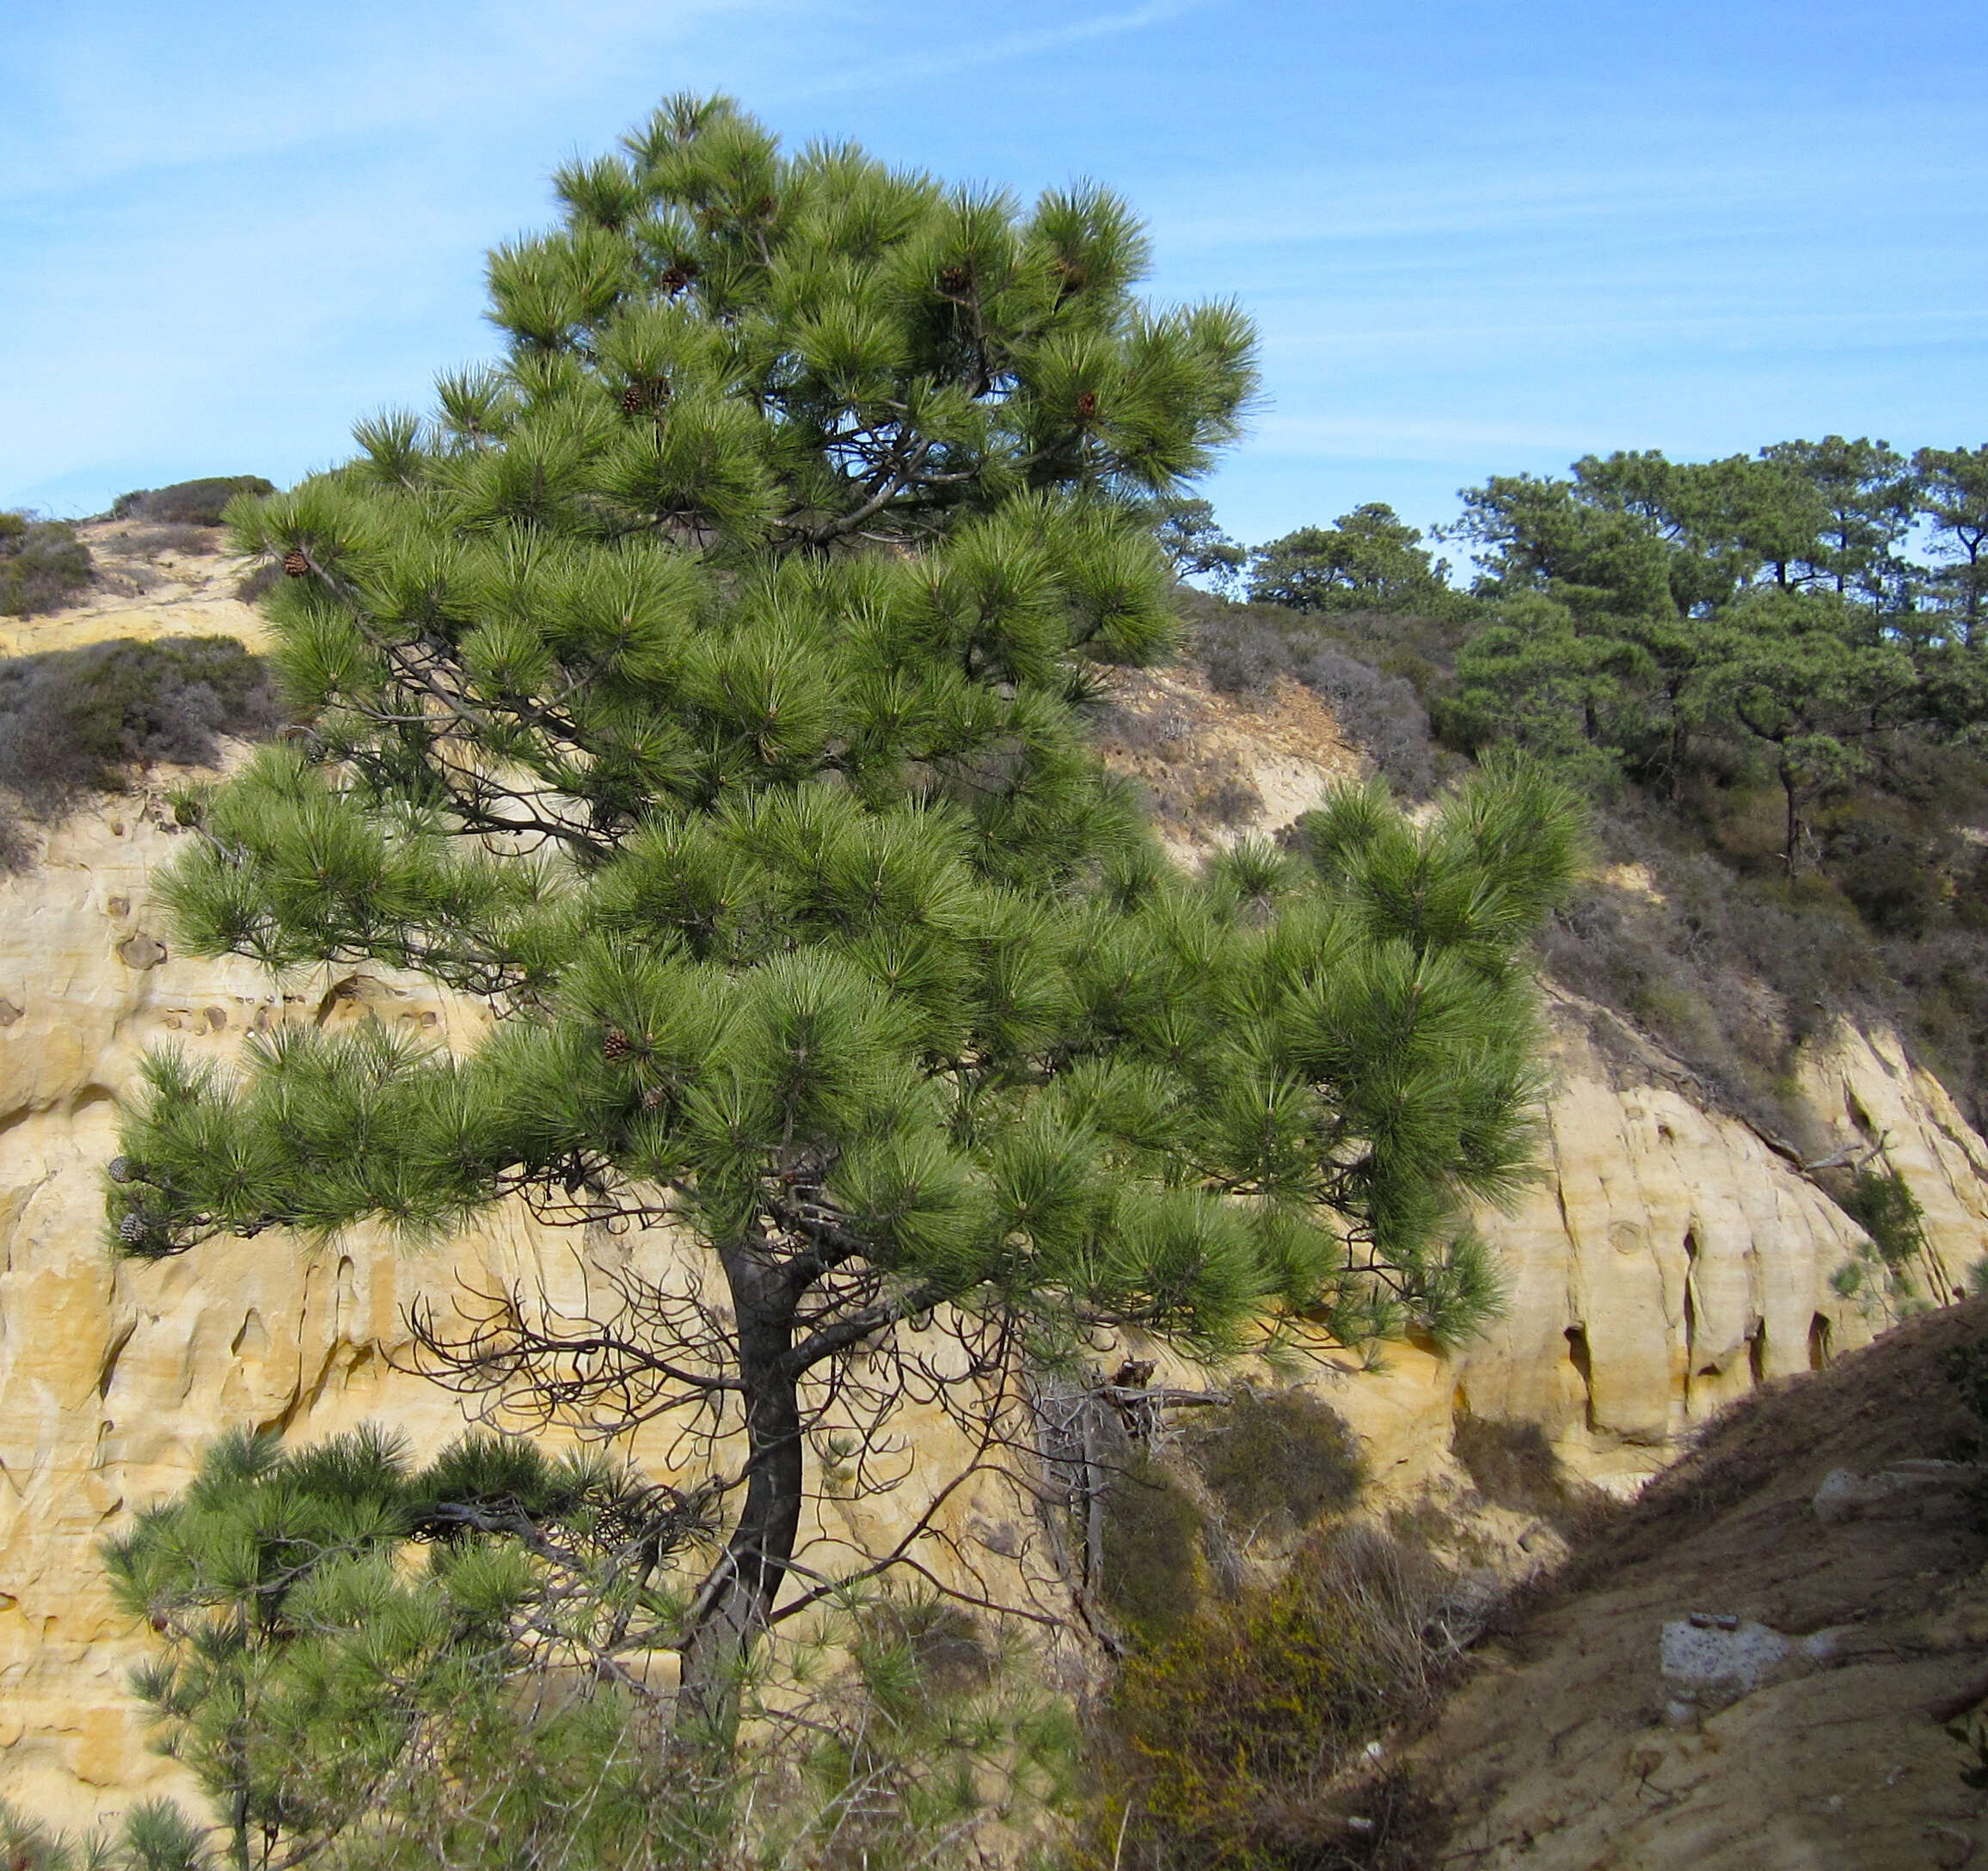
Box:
left=1184, top=1386, right=1364, bottom=1542
left=0, top=512, right=95, bottom=617
left=0, top=637, right=283, bottom=816
left=113, top=479, right=277, bottom=527
left=1077, top=1526, right=1455, bottom=1871
left=1839, top=1165, right=1927, bottom=1271
left=97, top=1421, right=1074, bottom=1871
left=1248, top=505, right=1467, bottom=622
left=1098, top=1452, right=1211, bottom=1643
left=0, top=1797, right=208, bottom=1871
left=101, top=1424, right=698, bottom=1870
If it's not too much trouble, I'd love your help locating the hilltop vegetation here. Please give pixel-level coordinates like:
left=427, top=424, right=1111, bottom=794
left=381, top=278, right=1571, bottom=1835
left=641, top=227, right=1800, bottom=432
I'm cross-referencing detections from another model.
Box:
left=1164, top=443, right=1988, bottom=1138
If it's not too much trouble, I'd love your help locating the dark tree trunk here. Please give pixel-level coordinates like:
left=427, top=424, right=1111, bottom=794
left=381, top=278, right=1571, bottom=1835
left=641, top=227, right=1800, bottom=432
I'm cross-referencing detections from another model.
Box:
left=673, top=1240, right=805, bottom=1748
left=1779, top=750, right=1801, bottom=876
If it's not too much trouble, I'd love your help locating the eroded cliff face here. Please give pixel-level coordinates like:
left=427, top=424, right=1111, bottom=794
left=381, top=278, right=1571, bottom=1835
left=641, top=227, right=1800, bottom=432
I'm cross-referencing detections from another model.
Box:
left=3, top=563, right=1985, bottom=1826
left=3, top=794, right=1983, bottom=1827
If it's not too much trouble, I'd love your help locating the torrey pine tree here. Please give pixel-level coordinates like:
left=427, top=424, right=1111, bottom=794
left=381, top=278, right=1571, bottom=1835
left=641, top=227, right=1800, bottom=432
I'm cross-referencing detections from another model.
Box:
left=109, top=95, right=1578, bottom=1737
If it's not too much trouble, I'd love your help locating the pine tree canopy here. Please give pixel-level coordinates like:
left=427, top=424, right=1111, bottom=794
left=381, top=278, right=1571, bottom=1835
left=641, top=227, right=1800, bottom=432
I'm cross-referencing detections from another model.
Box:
left=107, top=94, right=1580, bottom=1722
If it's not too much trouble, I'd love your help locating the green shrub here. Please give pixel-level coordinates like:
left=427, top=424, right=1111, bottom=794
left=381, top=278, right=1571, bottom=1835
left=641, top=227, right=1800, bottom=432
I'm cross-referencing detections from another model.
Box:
left=0, top=636, right=285, bottom=816
left=1098, top=1451, right=1209, bottom=1642
left=1184, top=1386, right=1364, bottom=1541
left=111, top=476, right=274, bottom=526
left=1839, top=1167, right=1925, bottom=1270
left=1078, top=1526, right=1457, bottom=1871
left=0, top=513, right=94, bottom=617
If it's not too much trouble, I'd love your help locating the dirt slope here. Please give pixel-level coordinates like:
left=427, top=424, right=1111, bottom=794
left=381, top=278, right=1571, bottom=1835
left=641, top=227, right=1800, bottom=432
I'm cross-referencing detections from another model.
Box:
left=0, top=519, right=267, bottom=659
left=1408, top=1300, right=1988, bottom=1869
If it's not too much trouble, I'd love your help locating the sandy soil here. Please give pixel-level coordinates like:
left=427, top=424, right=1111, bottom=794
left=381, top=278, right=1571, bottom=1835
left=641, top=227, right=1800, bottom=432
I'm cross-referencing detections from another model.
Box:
left=1, top=520, right=267, bottom=659
left=1403, top=1299, right=1988, bottom=1869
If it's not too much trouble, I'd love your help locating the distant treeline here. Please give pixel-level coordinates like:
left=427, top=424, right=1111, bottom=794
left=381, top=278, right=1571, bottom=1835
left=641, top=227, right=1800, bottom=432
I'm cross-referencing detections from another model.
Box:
left=1163, top=438, right=1988, bottom=873
left=1161, top=439, right=1988, bottom=1136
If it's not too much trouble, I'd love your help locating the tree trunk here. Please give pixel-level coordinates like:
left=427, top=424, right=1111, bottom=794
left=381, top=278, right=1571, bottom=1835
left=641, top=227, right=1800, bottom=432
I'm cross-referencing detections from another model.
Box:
left=1780, top=751, right=1801, bottom=876
left=673, top=1241, right=804, bottom=1751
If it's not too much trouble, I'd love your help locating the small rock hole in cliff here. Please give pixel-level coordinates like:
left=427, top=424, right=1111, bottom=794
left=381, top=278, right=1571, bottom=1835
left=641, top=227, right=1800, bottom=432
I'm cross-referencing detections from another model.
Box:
left=1681, top=1231, right=1700, bottom=1411
left=1564, top=1325, right=1596, bottom=1432
left=96, top=1321, right=135, bottom=1400
left=231, top=1310, right=267, bottom=1359
left=1808, top=1313, right=1833, bottom=1370
left=1749, top=1321, right=1767, bottom=1385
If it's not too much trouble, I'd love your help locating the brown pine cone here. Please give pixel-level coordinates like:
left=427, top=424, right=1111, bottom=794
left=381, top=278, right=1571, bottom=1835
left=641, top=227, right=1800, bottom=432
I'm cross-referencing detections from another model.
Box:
left=602, top=1027, right=633, bottom=1061
left=282, top=547, right=309, bottom=578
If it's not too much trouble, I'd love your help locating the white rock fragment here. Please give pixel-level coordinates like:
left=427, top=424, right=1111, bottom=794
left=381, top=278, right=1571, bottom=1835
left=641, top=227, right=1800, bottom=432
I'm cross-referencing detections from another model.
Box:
left=1813, top=1461, right=1974, bottom=1525
left=1660, top=1617, right=1800, bottom=1711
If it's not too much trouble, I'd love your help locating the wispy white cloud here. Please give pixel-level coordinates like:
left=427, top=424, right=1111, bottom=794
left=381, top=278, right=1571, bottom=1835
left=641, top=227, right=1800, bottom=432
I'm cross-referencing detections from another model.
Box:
left=3, top=0, right=1985, bottom=537
left=1249, top=413, right=1605, bottom=463
left=761, top=0, right=1203, bottom=102
left=0, top=0, right=776, bottom=198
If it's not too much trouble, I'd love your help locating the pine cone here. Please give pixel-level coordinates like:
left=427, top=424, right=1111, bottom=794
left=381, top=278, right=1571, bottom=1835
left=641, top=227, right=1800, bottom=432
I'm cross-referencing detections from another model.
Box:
left=602, top=1027, right=634, bottom=1062
left=116, top=1212, right=150, bottom=1247
left=107, top=1155, right=136, bottom=1185
left=1075, top=390, right=1099, bottom=420
left=622, top=383, right=645, bottom=414
left=282, top=547, right=309, bottom=579
left=938, top=264, right=970, bottom=294
left=641, top=1084, right=666, bottom=1111
left=659, top=262, right=697, bottom=295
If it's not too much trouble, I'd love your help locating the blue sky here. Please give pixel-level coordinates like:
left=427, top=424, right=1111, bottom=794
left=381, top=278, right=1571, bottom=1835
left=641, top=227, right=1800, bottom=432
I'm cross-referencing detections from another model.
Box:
left=4, top=0, right=1985, bottom=549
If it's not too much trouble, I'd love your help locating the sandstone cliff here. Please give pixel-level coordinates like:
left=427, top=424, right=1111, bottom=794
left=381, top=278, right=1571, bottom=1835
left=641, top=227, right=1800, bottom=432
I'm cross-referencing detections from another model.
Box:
left=2, top=547, right=1984, bottom=1827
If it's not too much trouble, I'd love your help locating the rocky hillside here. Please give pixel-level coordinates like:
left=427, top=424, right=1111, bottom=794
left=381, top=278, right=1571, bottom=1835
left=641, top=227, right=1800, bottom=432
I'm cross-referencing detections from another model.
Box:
left=0, top=525, right=1985, bottom=1831
left=1399, top=1296, right=1988, bottom=1868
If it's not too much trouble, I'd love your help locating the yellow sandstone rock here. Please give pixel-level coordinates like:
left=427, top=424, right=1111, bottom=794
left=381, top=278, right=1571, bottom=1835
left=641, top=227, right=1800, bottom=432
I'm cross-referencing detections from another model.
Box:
left=3, top=797, right=1979, bottom=1828
left=2, top=553, right=1982, bottom=1825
